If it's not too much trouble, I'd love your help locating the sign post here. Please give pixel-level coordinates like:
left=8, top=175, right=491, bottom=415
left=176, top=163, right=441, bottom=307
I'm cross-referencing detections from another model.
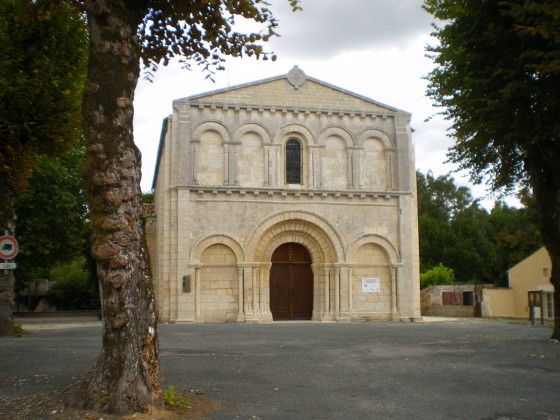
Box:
left=0, top=235, right=19, bottom=271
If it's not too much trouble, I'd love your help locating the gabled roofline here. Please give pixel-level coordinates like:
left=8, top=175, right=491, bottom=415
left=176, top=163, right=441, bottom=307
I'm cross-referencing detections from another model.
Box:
left=151, top=116, right=169, bottom=191
left=173, top=66, right=410, bottom=116
left=507, top=246, right=547, bottom=273
left=151, top=66, right=412, bottom=190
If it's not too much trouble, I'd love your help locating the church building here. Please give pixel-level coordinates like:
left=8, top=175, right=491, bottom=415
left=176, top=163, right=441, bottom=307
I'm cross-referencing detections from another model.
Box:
left=147, top=66, right=421, bottom=322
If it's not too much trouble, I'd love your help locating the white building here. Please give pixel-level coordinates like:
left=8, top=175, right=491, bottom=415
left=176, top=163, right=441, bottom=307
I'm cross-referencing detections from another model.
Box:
left=147, top=66, right=421, bottom=322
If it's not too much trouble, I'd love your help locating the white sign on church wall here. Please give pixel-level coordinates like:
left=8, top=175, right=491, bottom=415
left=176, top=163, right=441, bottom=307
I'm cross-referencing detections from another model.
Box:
left=362, top=278, right=380, bottom=293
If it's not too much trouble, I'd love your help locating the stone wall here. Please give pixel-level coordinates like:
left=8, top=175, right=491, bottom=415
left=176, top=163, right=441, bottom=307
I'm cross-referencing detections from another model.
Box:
left=151, top=67, right=421, bottom=323
left=421, top=285, right=477, bottom=317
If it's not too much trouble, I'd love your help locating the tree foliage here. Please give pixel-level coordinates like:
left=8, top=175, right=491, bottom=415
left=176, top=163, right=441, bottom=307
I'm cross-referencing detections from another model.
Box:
left=14, top=138, right=90, bottom=284
left=0, top=0, right=87, bottom=193
left=417, top=171, right=473, bottom=222
left=138, top=0, right=300, bottom=74
left=0, top=0, right=87, bottom=336
left=417, top=171, right=494, bottom=283
left=420, top=263, right=455, bottom=289
left=417, top=171, right=540, bottom=286
left=47, top=257, right=99, bottom=310
left=424, top=0, right=560, bottom=191
left=487, top=199, right=541, bottom=285
left=424, top=0, right=560, bottom=338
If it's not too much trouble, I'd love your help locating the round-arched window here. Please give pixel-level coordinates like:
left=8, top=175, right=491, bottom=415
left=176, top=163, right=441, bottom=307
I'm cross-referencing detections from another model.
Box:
left=285, top=138, right=302, bottom=184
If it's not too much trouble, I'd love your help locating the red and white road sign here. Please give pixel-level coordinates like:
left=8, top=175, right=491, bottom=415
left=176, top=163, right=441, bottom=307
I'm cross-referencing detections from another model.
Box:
left=0, top=235, right=18, bottom=260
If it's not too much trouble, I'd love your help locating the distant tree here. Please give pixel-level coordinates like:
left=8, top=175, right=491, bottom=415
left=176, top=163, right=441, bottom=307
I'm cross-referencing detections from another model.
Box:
left=447, top=205, right=496, bottom=283
left=424, top=0, right=560, bottom=338
left=417, top=171, right=495, bottom=283
left=0, top=0, right=87, bottom=335
left=141, top=191, right=154, bottom=204
left=15, top=138, right=90, bottom=285
left=488, top=200, right=541, bottom=286
left=417, top=171, right=472, bottom=222
left=418, top=216, right=454, bottom=273
left=47, top=257, right=99, bottom=310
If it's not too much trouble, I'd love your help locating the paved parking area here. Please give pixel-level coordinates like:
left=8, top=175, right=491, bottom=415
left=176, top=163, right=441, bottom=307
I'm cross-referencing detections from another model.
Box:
left=1, top=318, right=559, bottom=419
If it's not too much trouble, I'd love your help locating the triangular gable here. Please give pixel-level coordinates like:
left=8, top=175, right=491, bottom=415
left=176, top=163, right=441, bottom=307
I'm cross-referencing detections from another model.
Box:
left=174, top=66, right=408, bottom=115
left=507, top=246, right=548, bottom=274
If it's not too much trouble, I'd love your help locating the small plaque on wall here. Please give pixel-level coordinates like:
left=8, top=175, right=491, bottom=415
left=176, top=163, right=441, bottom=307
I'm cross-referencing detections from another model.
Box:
left=362, top=278, right=380, bottom=293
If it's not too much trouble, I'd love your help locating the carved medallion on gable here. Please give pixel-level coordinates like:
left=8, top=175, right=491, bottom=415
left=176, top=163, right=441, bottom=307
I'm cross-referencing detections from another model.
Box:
left=287, top=65, right=307, bottom=89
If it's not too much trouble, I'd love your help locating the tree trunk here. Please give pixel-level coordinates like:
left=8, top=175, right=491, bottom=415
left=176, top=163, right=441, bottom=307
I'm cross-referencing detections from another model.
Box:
left=526, top=145, right=560, bottom=340
left=70, top=0, right=162, bottom=413
left=0, top=177, right=16, bottom=336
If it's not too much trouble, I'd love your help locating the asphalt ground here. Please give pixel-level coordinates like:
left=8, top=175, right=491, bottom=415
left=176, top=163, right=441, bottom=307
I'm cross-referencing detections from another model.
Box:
left=1, top=318, right=559, bottom=419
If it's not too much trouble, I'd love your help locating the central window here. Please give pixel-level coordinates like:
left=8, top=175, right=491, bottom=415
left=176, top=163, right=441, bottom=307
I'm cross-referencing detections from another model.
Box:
left=285, top=138, right=302, bottom=184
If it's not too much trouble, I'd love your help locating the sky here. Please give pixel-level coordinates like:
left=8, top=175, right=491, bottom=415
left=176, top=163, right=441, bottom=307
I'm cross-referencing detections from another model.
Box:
left=133, top=0, right=508, bottom=207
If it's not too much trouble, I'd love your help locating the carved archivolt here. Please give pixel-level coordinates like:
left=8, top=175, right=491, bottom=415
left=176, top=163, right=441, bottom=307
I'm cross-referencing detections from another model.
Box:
left=190, top=233, right=245, bottom=264
left=347, top=233, right=401, bottom=265
left=245, top=209, right=346, bottom=262
left=233, top=123, right=272, bottom=144
left=192, top=121, right=231, bottom=143
left=274, top=123, right=316, bottom=146
left=356, top=129, right=393, bottom=149
left=318, top=126, right=355, bottom=148
left=260, top=231, right=328, bottom=264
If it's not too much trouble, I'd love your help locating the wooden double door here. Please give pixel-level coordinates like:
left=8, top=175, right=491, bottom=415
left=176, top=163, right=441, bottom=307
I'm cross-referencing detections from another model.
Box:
left=269, top=243, right=314, bottom=320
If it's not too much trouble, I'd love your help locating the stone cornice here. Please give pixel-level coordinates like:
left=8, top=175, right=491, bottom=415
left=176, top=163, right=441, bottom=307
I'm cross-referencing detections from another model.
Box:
left=169, top=185, right=411, bottom=203
left=188, top=101, right=399, bottom=120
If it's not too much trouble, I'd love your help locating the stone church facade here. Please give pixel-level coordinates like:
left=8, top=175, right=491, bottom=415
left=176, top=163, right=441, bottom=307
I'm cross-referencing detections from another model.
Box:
left=147, top=66, right=421, bottom=322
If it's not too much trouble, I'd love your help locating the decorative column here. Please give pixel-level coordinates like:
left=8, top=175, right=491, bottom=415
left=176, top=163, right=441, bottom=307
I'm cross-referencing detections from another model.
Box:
left=274, top=145, right=280, bottom=187
left=264, top=147, right=270, bottom=186
left=234, top=144, right=240, bottom=185
left=337, top=265, right=351, bottom=321
left=311, top=148, right=318, bottom=188
left=308, top=144, right=313, bottom=187
left=352, top=149, right=361, bottom=189
left=194, top=265, right=202, bottom=321
left=252, top=264, right=259, bottom=316
left=236, top=267, right=245, bottom=322
left=191, top=141, right=200, bottom=185
left=311, top=264, right=321, bottom=321
left=334, top=266, right=340, bottom=318
left=391, top=266, right=399, bottom=320
left=358, top=149, right=365, bottom=189
left=346, top=149, right=353, bottom=189
left=386, top=150, right=394, bottom=190
left=242, top=265, right=254, bottom=318
left=323, top=266, right=331, bottom=320
left=223, top=145, right=230, bottom=185
left=259, top=263, right=273, bottom=321
left=319, top=148, right=324, bottom=188
left=348, top=266, right=354, bottom=314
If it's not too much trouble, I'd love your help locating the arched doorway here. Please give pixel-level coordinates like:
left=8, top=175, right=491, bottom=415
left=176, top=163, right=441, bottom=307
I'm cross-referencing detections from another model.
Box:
left=270, top=242, right=313, bottom=320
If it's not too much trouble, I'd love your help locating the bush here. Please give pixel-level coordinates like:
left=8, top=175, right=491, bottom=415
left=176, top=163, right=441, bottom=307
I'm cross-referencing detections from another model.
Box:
left=47, top=257, right=99, bottom=310
left=420, top=263, right=455, bottom=289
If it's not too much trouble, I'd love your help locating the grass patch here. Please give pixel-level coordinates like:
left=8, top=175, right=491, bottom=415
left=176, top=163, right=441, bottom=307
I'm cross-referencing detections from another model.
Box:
left=14, top=323, right=29, bottom=337
left=164, top=385, right=191, bottom=413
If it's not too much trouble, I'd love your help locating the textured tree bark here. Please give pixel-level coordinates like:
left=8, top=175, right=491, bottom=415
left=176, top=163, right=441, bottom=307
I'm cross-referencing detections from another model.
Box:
left=71, top=0, right=163, bottom=413
left=0, top=177, right=16, bottom=336
left=526, top=144, right=560, bottom=340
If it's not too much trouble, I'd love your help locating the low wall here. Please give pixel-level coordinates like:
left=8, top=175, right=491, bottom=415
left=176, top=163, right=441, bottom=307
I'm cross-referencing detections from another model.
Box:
left=481, top=288, right=514, bottom=318
left=421, top=303, right=475, bottom=317
left=421, top=285, right=476, bottom=317
left=14, top=310, right=101, bottom=318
